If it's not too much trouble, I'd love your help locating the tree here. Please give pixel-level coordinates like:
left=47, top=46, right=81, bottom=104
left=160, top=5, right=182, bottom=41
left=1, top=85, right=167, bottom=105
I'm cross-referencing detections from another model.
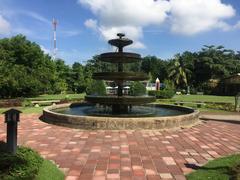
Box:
left=71, top=62, right=86, bottom=93
left=141, top=56, right=168, bottom=82
left=0, top=35, right=56, bottom=97
left=86, top=80, right=106, bottom=95
left=168, top=54, right=189, bottom=88
left=129, top=82, right=146, bottom=96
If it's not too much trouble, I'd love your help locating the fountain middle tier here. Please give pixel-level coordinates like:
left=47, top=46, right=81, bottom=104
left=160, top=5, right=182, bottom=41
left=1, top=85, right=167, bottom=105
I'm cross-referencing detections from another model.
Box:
left=93, top=72, right=149, bottom=81
left=99, top=52, right=141, bottom=63
left=85, top=95, right=155, bottom=105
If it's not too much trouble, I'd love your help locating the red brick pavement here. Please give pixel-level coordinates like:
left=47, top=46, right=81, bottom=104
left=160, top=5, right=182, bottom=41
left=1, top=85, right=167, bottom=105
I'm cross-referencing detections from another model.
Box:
left=0, top=114, right=240, bottom=180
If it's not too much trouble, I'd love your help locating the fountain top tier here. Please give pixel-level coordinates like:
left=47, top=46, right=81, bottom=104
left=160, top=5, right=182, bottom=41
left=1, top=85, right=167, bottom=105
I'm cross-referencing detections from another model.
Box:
left=108, top=33, right=133, bottom=50
left=99, top=33, right=141, bottom=64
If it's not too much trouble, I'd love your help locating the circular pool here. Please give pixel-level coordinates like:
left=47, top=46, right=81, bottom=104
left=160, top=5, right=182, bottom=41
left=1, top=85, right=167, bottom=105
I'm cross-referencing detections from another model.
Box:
left=42, top=103, right=199, bottom=130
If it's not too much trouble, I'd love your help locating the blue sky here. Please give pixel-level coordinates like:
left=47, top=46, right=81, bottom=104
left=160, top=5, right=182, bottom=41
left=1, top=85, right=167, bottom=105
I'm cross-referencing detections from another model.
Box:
left=0, top=0, right=239, bottom=64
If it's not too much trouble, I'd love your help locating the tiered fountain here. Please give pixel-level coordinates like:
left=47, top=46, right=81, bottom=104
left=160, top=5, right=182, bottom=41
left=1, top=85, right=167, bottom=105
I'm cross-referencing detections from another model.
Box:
left=43, top=33, right=199, bottom=130
left=85, top=33, right=155, bottom=114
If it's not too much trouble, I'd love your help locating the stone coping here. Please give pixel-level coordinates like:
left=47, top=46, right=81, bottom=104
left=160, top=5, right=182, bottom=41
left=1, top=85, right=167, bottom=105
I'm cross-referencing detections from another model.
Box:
left=42, top=103, right=199, bottom=130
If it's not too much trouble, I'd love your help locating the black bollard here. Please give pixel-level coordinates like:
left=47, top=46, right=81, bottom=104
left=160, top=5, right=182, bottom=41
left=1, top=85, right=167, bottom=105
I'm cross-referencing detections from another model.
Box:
left=2, top=109, right=22, bottom=154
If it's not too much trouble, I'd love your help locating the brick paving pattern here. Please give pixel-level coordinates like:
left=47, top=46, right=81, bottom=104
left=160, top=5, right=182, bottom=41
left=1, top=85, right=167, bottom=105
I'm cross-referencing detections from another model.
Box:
left=0, top=114, right=240, bottom=180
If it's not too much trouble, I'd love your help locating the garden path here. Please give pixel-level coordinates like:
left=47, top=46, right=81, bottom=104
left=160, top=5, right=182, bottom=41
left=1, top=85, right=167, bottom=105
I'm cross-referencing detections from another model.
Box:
left=0, top=114, right=240, bottom=180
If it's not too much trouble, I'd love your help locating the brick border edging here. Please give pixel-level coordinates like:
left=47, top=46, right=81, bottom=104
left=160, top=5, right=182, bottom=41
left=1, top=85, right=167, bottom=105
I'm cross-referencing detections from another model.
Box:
left=42, top=103, right=200, bottom=130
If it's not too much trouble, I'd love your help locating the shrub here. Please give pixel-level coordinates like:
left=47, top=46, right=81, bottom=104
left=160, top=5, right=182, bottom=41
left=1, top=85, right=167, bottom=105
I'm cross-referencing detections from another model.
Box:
left=130, top=82, right=146, bottom=96
left=205, top=102, right=235, bottom=111
left=0, top=141, right=43, bottom=180
left=86, top=80, right=106, bottom=96
left=22, top=99, right=34, bottom=107
left=0, top=98, right=23, bottom=108
left=149, top=79, right=175, bottom=99
left=148, top=89, right=175, bottom=99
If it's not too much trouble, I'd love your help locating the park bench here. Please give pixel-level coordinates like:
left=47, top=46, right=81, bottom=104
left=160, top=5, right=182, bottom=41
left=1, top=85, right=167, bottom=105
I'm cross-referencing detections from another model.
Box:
left=31, top=100, right=60, bottom=107
left=174, top=101, right=206, bottom=108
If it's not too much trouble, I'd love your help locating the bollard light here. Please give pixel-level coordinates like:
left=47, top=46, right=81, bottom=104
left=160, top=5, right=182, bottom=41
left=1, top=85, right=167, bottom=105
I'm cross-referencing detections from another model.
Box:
left=2, top=108, right=22, bottom=154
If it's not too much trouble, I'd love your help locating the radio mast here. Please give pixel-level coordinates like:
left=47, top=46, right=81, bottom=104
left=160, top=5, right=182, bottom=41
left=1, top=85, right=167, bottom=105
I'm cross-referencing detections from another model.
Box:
left=52, top=18, right=58, bottom=60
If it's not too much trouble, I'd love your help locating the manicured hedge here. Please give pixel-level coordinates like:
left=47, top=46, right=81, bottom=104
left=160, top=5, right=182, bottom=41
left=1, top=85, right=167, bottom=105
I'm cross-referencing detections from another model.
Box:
left=148, top=89, right=175, bottom=99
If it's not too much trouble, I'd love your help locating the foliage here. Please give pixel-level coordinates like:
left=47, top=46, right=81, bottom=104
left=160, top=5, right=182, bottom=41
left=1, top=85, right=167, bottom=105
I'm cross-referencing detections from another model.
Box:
left=148, top=89, right=175, bottom=99
left=0, top=35, right=239, bottom=98
left=168, top=54, right=190, bottom=88
left=129, top=82, right=146, bottom=96
left=187, top=154, right=240, bottom=180
left=0, top=141, right=64, bottom=180
left=86, top=80, right=106, bottom=95
left=205, top=102, right=235, bottom=111
left=0, top=35, right=56, bottom=98
left=0, top=141, right=43, bottom=180
left=141, top=56, right=168, bottom=82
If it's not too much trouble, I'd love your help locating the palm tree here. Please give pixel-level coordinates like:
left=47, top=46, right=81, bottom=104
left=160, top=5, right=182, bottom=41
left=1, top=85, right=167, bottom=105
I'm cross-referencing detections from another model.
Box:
left=168, top=54, right=189, bottom=88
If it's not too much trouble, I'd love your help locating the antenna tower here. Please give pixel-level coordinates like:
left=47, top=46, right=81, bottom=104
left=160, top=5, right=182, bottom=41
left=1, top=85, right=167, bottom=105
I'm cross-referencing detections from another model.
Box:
left=52, top=18, right=58, bottom=60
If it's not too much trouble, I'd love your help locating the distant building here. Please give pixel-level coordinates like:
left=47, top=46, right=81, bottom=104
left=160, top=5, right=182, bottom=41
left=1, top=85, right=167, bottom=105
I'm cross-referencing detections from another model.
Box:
left=146, top=82, right=164, bottom=91
left=221, top=73, right=240, bottom=96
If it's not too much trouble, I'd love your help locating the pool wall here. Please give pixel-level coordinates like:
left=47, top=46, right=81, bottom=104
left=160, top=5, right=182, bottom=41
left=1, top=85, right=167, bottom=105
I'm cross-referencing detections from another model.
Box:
left=42, top=103, right=199, bottom=130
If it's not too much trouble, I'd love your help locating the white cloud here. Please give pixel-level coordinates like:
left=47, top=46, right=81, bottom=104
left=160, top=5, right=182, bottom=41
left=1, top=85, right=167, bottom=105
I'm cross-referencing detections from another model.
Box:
left=169, top=0, right=236, bottom=35
left=79, top=0, right=238, bottom=41
left=21, top=11, right=51, bottom=25
left=84, top=19, right=98, bottom=30
left=79, top=0, right=170, bottom=49
left=233, top=21, right=240, bottom=30
left=59, top=30, right=81, bottom=37
left=0, top=15, right=10, bottom=35
left=40, top=45, right=51, bottom=54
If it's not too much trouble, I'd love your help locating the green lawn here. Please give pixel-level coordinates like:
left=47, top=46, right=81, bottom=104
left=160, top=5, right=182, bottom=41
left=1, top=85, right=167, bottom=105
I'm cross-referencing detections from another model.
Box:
left=0, top=94, right=237, bottom=114
left=172, top=95, right=235, bottom=103
left=36, top=160, right=64, bottom=180
left=0, top=107, right=44, bottom=114
left=26, top=93, right=85, bottom=100
left=187, top=154, right=240, bottom=180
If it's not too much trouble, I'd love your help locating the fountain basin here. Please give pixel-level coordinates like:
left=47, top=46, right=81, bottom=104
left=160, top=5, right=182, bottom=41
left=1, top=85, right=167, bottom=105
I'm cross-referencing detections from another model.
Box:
left=42, top=103, right=199, bottom=130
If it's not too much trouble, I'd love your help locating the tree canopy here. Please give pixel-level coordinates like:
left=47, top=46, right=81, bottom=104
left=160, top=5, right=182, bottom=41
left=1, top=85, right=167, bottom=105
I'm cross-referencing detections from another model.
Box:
left=0, top=35, right=239, bottom=98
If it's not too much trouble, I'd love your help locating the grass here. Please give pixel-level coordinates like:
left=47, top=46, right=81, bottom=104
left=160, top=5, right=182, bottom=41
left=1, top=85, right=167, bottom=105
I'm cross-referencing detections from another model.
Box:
left=187, top=154, right=240, bottom=180
left=0, top=94, right=236, bottom=114
left=155, top=99, right=232, bottom=113
left=26, top=93, right=85, bottom=100
left=36, top=160, right=65, bottom=180
left=0, top=93, right=86, bottom=114
left=172, top=95, right=235, bottom=103
left=0, top=107, right=44, bottom=114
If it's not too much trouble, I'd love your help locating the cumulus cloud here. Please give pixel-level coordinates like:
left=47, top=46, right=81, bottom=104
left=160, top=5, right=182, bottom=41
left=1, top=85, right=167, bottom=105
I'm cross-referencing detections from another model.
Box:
left=80, top=0, right=170, bottom=49
left=79, top=0, right=238, bottom=46
left=0, top=15, right=10, bottom=35
left=233, top=21, right=240, bottom=30
left=169, top=0, right=236, bottom=35
left=40, top=45, right=51, bottom=55
left=84, top=19, right=98, bottom=30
